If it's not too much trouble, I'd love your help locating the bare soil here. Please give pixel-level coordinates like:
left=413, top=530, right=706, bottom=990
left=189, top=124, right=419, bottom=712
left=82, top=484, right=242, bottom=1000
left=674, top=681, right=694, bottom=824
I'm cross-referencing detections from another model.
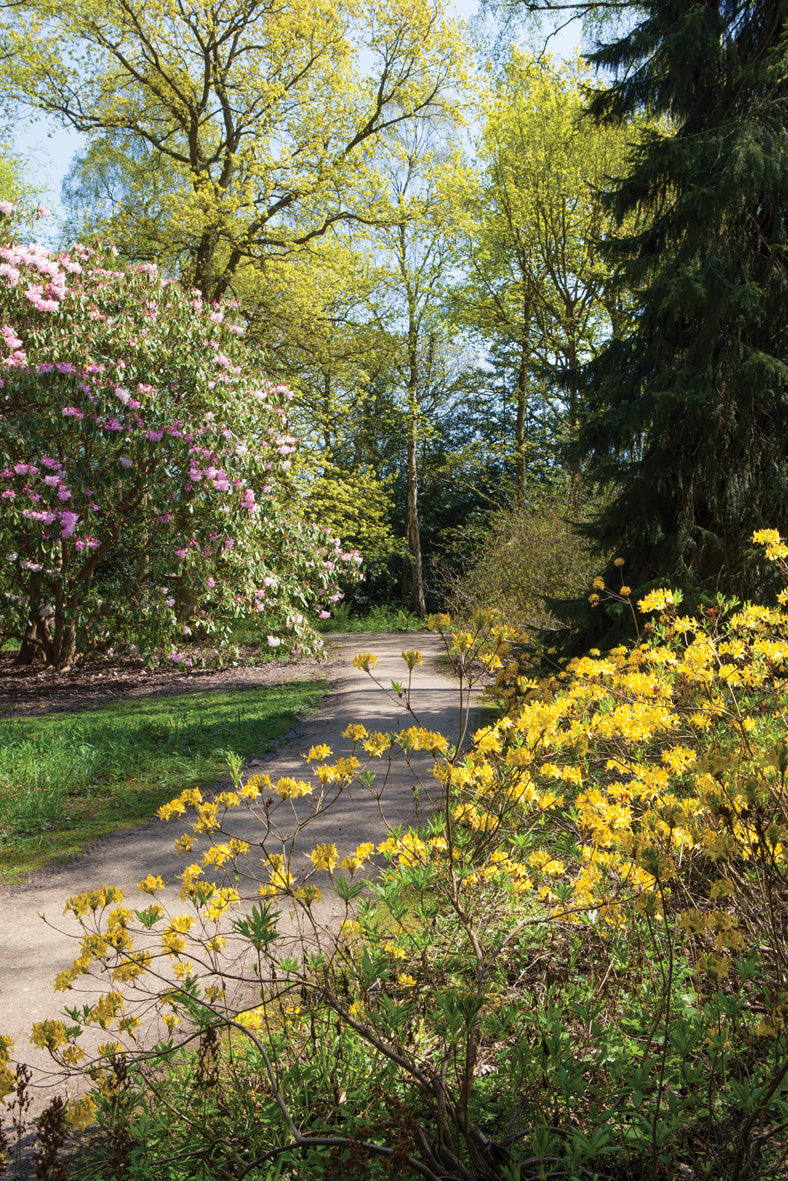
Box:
left=0, top=645, right=338, bottom=719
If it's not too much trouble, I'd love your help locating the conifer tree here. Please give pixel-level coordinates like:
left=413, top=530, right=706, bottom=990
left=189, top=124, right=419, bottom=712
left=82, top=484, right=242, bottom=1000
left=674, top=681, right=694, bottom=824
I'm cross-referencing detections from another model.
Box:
left=566, top=0, right=788, bottom=646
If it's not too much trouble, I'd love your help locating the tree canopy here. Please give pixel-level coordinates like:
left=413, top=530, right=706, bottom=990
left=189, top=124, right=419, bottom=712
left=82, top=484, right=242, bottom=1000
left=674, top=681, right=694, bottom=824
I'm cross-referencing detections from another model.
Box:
left=3, top=0, right=467, bottom=297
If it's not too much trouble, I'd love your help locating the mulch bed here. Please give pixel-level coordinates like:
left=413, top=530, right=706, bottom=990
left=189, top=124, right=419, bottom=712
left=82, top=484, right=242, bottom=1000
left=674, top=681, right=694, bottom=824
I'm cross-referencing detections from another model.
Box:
left=0, top=646, right=339, bottom=719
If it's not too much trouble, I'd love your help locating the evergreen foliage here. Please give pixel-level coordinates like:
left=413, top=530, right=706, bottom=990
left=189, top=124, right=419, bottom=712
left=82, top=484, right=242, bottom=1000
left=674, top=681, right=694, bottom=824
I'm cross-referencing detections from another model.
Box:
left=563, top=0, right=788, bottom=647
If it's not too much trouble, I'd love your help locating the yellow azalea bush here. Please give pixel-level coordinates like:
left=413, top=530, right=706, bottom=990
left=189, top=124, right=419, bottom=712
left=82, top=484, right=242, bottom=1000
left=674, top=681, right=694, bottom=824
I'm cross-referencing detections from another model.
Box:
left=7, top=563, right=788, bottom=1177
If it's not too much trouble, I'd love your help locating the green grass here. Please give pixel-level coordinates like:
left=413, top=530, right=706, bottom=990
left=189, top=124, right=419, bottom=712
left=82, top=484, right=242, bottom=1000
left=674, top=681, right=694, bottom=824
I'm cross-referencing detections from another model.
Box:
left=318, top=602, right=430, bottom=633
left=0, top=680, right=328, bottom=884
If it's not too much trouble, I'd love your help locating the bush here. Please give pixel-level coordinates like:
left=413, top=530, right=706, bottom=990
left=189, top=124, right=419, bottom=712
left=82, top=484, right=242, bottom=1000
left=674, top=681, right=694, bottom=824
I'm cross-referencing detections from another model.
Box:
left=441, top=490, right=600, bottom=633
left=8, top=536, right=788, bottom=1178
left=0, top=203, right=361, bottom=669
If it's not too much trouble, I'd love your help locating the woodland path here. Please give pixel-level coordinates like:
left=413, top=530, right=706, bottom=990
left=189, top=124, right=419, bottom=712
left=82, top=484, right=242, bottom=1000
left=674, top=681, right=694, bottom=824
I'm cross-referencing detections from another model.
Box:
left=0, top=631, right=478, bottom=1177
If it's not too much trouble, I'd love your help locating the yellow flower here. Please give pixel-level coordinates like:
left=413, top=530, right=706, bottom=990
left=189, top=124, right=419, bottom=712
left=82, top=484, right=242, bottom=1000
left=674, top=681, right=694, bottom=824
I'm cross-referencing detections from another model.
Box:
left=31, top=1020, right=69, bottom=1052
left=275, top=776, right=313, bottom=799
left=137, top=874, right=164, bottom=894
left=206, top=887, right=240, bottom=922
left=241, top=773, right=270, bottom=798
left=343, top=724, right=368, bottom=741
left=67, top=1096, right=97, bottom=1131
left=753, top=528, right=788, bottom=560
left=352, top=652, right=377, bottom=671
left=638, top=588, right=675, bottom=613
left=309, top=842, right=338, bottom=872
left=593, top=576, right=605, bottom=591
left=341, top=842, right=374, bottom=875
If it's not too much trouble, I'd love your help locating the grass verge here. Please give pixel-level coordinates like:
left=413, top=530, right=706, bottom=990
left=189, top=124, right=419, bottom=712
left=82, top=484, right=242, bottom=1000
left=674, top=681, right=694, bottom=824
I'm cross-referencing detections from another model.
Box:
left=0, top=679, right=328, bottom=885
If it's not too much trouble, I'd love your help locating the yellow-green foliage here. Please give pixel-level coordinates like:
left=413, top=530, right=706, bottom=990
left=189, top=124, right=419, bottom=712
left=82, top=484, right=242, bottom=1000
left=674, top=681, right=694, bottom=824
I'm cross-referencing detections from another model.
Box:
left=296, top=463, right=401, bottom=566
left=2, top=0, right=469, bottom=293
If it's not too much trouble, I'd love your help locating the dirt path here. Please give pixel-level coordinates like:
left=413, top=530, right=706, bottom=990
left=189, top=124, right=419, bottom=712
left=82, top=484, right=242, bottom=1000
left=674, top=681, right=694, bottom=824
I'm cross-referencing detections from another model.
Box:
left=0, top=632, right=477, bottom=1175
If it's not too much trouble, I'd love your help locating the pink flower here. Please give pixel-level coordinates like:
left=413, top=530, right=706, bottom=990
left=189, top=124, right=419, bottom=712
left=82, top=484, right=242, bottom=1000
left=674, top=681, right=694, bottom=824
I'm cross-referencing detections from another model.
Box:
left=267, top=636, right=281, bottom=647
left=57, top=485, right=71, bottom=500
left=174, top=548, right=188, bottom=559
left=2, top=489, right=14, bottom=499
left=0, top=200, right=14, bottom=215
left=44, top=474, right=59, bottom=486
left=206, top=576, right=216, bottom=588
left=319, top=610, right=331, bottom=619
left=60, top=511, right=79, bottom=539
left=62, top=407, right=85, bottom=419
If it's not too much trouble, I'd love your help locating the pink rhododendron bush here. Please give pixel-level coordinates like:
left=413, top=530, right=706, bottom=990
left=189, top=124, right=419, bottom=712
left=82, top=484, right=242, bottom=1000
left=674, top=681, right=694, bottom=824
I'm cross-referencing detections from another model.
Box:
left=0, top=206, right=360, bottom=669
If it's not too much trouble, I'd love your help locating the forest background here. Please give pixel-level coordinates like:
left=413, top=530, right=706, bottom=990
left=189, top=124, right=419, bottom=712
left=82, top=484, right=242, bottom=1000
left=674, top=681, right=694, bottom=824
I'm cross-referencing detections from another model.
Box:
left=0, top=0, right=628, bottom=646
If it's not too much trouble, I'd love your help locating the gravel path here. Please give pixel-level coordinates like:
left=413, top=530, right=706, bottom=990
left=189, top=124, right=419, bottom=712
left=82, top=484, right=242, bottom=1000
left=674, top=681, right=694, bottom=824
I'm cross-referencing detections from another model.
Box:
left=0, top=632, right=477, bottom=1177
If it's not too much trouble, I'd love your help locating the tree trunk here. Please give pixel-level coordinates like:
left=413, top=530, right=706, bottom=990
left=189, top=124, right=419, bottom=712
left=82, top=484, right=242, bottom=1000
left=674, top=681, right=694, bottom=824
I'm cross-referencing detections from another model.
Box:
left=515, top=341, right=528, bottom=500
left=566, top=334, right=581, bottom=513
left=406, top=399, right=426, bottom=617
left=14, top=620, right=40, bottom=666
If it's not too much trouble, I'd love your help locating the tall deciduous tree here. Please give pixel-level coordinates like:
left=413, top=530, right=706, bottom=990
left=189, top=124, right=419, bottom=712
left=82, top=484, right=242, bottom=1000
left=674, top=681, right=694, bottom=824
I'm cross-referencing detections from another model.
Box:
left=452, top=52, right=633, bottom=506
left=570, top=0, right=788, bottom=645
left=3, top=0, right=467, bottom=298
left=362, top=124, right=471, bottom=616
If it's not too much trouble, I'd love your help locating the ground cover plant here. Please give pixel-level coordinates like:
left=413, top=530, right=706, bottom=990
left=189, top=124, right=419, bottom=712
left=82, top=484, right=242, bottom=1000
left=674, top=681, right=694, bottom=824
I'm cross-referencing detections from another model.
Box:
left=316, top=602, right=429, bottom=634
left=5, top=532, right=788, bottom=1178
left=0, top=679, right=327, bottom=884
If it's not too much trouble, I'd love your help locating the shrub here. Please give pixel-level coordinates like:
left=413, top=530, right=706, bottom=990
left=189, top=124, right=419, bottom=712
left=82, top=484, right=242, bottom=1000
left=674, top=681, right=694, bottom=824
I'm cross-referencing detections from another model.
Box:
left=441, top=490, right=600, bottom=633
left=0, top=203, right=361, bottom=669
